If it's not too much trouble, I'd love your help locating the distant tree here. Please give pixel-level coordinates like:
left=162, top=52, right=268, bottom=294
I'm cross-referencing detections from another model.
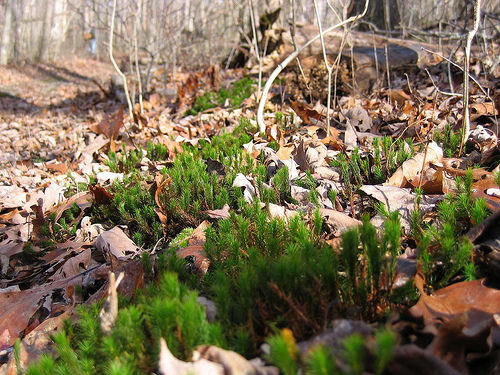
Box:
left=0, top=0, right=14, bottom=64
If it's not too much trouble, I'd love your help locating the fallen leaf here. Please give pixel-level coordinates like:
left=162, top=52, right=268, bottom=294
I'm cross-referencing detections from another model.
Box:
left=91, top=107, right=124, bottom=141
left=74, top=216, right=106, bottom=242
left=205, top=204, right=230, bottom=219
left=320, top=132, right=344, bottom=151
left=319, top=208, right=362, bottom=237
left=293, top=140, right=328, bottom=172
left=53, top=191, right=92, bottom=224
left=232, top=174, right=257, bottom=203
left=290, top=100, right=325, bottom=125
left=206, top=158, right=226, bottom=176
left=385, top=141, right=445, bottom=193
left=79, top=134, right=109, bottom=164
left=466, top=209, right=500, bottom=276
left=410, top=273, right=500, bottom=327
left=48, top=248, right=92, bottom=281
left=177, top=220, right=211, bottom=275
left=387, top=344, right=462, bottom=375
left=45, top=162, right=67, bottom=174
left=0, top=277, right=81, bottom=348
left=0, top=186, right=27, bottom=210
left=194, top=345, right=279, bottom=375
left=30, top=198, right=46, bottom=241
left=344, top=106, right=372, bottom=132
left=159, top=338, right=224, bottom=375
left=89, top=184, right=114, bottom=206
left=99, top=272, right=123, bottom=334
left=359, top=185, right=439, bottom=232
left=94, top=226, right=140, bottom=260
left=468, top=125, right=498, bottom=164
left=425, top=312, right=498, bottom=373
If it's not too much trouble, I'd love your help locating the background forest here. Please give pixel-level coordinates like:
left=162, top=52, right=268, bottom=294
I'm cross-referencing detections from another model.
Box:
left=2, top=0, right=500, bottom=374
left=1, top=0, right=499, bottom=67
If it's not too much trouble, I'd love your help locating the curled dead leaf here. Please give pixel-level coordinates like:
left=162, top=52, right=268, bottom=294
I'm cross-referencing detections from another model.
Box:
left=177, top=220, right=211, bottom=275
left=159, top=338, right=224, bottom=375
left=385, top=141, right=447, bottom=193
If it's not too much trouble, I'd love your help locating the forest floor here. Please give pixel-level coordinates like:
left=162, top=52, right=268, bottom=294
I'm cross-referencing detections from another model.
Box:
left=1, top=54, right=500, bottom=374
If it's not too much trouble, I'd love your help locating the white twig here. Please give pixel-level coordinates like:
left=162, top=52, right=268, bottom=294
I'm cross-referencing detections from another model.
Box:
left=461, top=0, right=482, bottom=152
left=109, top=0, right=134, bottom=120
left=420, top=47, right=489, bottom=97
left=257, top=0, right=369, bottom=133
left=313, top=0, right=334, bottom=136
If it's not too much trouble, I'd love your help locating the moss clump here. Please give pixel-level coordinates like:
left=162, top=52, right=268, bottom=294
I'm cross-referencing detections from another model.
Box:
left=26, top=273, right=223, bottom=375
left=188, top=76, right=256, bottom=115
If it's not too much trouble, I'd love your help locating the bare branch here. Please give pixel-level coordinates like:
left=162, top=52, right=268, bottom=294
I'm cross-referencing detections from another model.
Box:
left=257, top=0, right=370, bottom=133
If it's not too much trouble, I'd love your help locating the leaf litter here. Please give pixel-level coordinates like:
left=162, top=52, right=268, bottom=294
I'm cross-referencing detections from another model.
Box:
left=0, top=53, right=500, bottom=374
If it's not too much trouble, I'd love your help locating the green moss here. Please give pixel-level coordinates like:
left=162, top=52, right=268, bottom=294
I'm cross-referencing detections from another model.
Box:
left=26, top=273, right=223, bottom=374
left=188, top=76, right=256, bottom=115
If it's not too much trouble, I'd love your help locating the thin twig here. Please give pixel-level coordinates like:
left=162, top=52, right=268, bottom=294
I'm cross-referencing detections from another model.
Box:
left=257, top=0, right=370, bottom=133
left=290, top=0, right=312, bottom=102
left=313, top=0, right=334, bottom=136
left=109, top=0, right=134, bottom=120
left=424, top=69, right=462, bottom=97
left=460, top=0, right=482, bottom=154
left=420, top=47, right=490, bottom=97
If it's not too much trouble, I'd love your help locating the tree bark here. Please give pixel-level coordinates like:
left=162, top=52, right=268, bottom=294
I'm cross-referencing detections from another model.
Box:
left=38, top=0, right=55, bottom=61
left=350, top=0, right=400, bottom=32
left=0, top=0, right=14, bottom=65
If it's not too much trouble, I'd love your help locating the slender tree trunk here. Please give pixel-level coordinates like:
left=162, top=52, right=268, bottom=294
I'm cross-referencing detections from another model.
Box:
left=0, top=0, right=14, bottom=64
left=38, top=0, right=55, bottom=61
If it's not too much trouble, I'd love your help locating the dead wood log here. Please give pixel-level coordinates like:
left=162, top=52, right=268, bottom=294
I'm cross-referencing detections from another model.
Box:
left=257, top=24, right=447, bottom=98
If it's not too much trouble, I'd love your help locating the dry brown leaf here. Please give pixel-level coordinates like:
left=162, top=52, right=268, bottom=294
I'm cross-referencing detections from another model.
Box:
left=99, top=272, right=123, bottom=334
left=344, top=119, right=358, bottom=149
left=385, top=141, right=445, bottom=193
left=390, top=89, right=412, bottom=107
left=48, top=248, right=92, bottom=281
left=388, top=344, right=462, bottom=375
left=469, top=125, right=498, bottom=164
left=79, top=134, right=110, bottom=164
left=94, top=226, right=140, bottom=260
left=425, top=312, right=499, bottom=374
left=290, top=100, right=325, bottom=125
left=54, top=191, right=92, bottom=224
left=30, top=198, right=46, bottom=241
left=159, top=338, right=224, bottom=375
left=360, top=185, right=439, bottom=232
left=0, top=187, right=27, bottom=210
left=177, top=220, right=211, bottom=275
left=205, top=204, right=230, bottom=219
left=0, top=277, right=80, bottom=348
left=276, top=144, right=295, bottom=160
left=194, top=345, right=279, bottom=375
left=470, top=102, right=498, bottom=120
left=0, top=241, right=25, bottom=258
left=293, top=140, right=328, bottom=172
left=154, top=174, right=171, bottom=236
left=159, top=137, right=182, bottom=159
left=319, top=208, right=361, bottom=237
left=344, top=106, right=372, bottom=132
left=89, top=184, right=114, bottom=206
left=45, top=162, right=67, bottom=174
left=410, top=273, right=500, bottom=327
left=232, top=174, right=256, bottom=203
left=320, top=131, right=344, bottom=151
left=91, top=107, right=124, bottom=141
left=467, top=209, right=500, bottom=276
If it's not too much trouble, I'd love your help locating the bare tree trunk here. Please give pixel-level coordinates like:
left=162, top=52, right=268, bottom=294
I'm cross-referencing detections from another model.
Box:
left=350, top=0, right=400, bottom=32
left=0, top=0, right=14, bottom=64
left=38, top=0, right=55, bottom=61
